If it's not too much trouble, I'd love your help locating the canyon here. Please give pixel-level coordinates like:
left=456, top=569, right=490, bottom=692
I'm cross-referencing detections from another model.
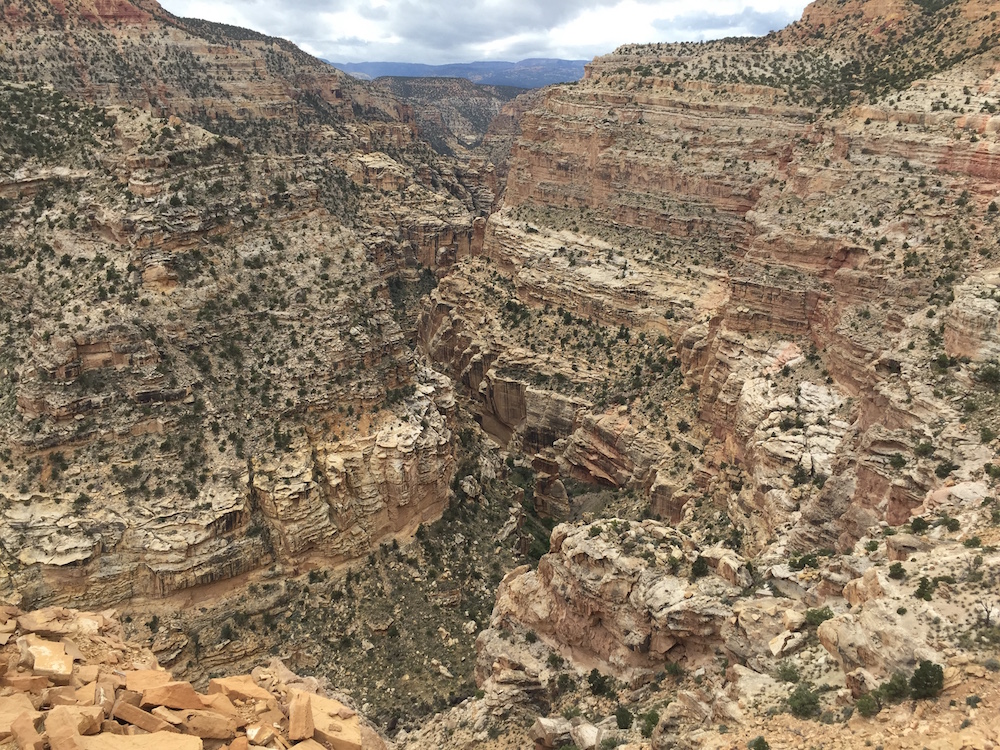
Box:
left=1, top=0, right=1000, bottom=747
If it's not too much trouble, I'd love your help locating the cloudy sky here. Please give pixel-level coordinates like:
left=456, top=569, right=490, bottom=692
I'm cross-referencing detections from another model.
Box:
left=158, top=0, right=811, bottom=64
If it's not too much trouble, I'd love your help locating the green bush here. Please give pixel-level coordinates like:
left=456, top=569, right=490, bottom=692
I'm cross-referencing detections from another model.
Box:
left=910, top=516, right=930, bottom=533
left=615, top=705, right=633, bottom=729
left=747, top=737, right=771, bottom=750
left=855, top=693, right=880, bottom=717
left=915, top=576, right=935, bottom=600
left=776, top=661, right=800, bottom=683
left=910, top=660, right=944, bottom=699
left=640, top=710, right=659, bottom=738
left=805, top=607, right=834, bottom=627
left=889, top=562, right=906, bottom=580
left=880, top=672, right=910, bottom=703
left=588, top=669, right=612, bottom=697
left=690, top=555, right=710, bottom=580
left=788, top=683, right=820, bottom=718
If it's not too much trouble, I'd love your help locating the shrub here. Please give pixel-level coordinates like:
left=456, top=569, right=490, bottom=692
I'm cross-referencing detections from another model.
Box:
left=889, top=562, right=906, bottom=580
left=588, top=669, right=612, bottom=697
left=914, top=443, right=935, bottom=458
left=748, top=737, right=771, bottom=750
left=880, top=672, right=910, bottom=703
left=640, top=710, right=659, bottom=738
left=788, top=683, right=820, bottom=718
left=915, top=576, right=935, bottom=600
left=910, top=517, right=930, bottom=533
left=855, top=693, right=880, bottom=717
left=615, top=706, right=633, bottom=729
left=690, top=555, right=710, bottom=580
left=889, top=453, right=907, bottom=470
left=985, top=658, right=1000, bottom=672
left=910, top=660, right=944, bottom=699
left=805, top=607, right=834, bottom=627
left=776, top=661, right=800, bottom=683
left=935, top=461, right=959, bottom=479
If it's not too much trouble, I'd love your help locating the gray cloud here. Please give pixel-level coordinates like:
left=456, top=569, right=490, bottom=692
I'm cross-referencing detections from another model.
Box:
left=160, top=1, right=807, bottom=64
left=653, top=7, right=799, bottom=40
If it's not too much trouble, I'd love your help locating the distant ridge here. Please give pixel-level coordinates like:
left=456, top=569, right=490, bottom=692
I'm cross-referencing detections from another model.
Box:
left=325, top=58, right=588, bottom=89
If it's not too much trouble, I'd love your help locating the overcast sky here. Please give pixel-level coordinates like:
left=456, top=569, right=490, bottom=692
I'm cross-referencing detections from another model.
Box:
left=158, top=0, right=811, bottom=64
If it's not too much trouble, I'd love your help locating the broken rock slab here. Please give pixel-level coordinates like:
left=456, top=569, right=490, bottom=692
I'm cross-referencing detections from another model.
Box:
left=0, top=694, right=41, bottom=740
left=528, top=717, right=573, bottom=748
left=18, top=634, right=75, bottom=685
left=207, top=676, right=274, bottom=704
left=77, top=732, right=203, bottom=750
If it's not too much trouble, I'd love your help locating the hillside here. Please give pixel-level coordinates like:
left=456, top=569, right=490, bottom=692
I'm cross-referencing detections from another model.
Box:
left=2, top=0, right=1000, bottom=747
left=370, top=77, right=524, bottom=156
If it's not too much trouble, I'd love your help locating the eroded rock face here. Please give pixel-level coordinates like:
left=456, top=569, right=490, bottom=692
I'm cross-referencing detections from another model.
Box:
left=0, top=5, right=492, bottom=609
left=484, top=520, right=746, bottom=678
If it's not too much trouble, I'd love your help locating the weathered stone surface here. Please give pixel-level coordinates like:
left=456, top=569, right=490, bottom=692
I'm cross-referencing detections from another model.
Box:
left=112, top=702, right=178, bottom=734
left=292, top=690, right=361, bottom=750
left=0, top=695, right=41, bottom=740
left=288, top=692, right=315, bottom=741
left=487, top=520, right=741, bottom=678
left=19, top=635, right=74, bottom=684
left=10, top=712, right=45, bottom=750
left=78, top=733, right=203, bottom=750
left=207, top=676, right=274, bottom=704
left=140, top=682, right=204, bottom=711
left=46, top=705, right=104, bottom=737
left=528, top=717, right=573, bottom=748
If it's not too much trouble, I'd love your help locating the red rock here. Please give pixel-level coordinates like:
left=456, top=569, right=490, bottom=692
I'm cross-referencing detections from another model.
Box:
left=45, top=685, right=81, bottom=707
left=178, top=710, right=237, bottom=740
left=10, top=712, right=45, bottom=750
left=77, top=731, right=203, bottom=749
left=197, top=693, right=243, bottom=725
left=291, top=690, right=361, bottom=750
left=112, top=702, right=178, bottom=734
left=288, top=692, right=314, bottom=741
left=124, top=671, right=172, bottom=693
left=0, top=695, right=41, bottom=740
left=3, top=674, right=50, bottom=693
left=140, top=682, right=204, bottom=711
left=207, top=676, right=273, bottom=704
left=19, top=635, right=74, bottom=684
left=76, top=666, right=101, bottom=685
left=47, top=705, right=105, bottom=736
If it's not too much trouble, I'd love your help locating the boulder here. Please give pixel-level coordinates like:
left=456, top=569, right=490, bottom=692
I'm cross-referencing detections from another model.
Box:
left=112, top=702, right=178, bottom=734
left=19, top=635, right=74, bottom=685
left=528, top=717, right=573, bottom=747
left=140, top=682, right=204, bottom=711
left=569, top=721, right=603, bottom=750
left=46, top=705, right=104, bottom=737
left=78, top=732, right=203, bottom=749
left=207, top=676, right=274, bottom=704
left=843, top=568, right=885, bottom=608
left=0, top=695, right=41, bottom=740
left=768, top=630, right=805, bottom=657
left=11, top=712, right=45, bottom=750
left=124, top=672, right=172, bottom=693
left=288, top=691, right=315, bottom=741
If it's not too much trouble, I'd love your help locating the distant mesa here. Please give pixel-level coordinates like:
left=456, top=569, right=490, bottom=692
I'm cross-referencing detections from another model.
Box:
left=324, top=58, right=588, bottom=89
